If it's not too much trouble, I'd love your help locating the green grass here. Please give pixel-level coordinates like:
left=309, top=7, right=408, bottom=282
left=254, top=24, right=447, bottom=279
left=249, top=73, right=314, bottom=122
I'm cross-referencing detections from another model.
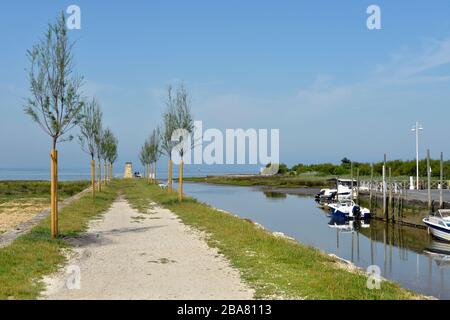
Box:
left=0, top=180, right=89, bottom=200
left=122, top=179, right=421, bottom=300
left=0, top=179, right=423, bottom=300
left=0, top=181, right=119, bottom=300
left=183, top=175, right=334, bottom=188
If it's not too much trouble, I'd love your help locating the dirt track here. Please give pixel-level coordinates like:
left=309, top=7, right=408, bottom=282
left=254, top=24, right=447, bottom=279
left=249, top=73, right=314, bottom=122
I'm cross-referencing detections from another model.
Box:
left=41, top=198, right=254, bottom=300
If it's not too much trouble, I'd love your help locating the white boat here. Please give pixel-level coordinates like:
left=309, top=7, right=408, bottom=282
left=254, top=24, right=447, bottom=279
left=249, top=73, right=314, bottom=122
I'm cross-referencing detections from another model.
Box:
left=423, top=210, right=450, bottom=242
left=315, top=188, right=337, bottom=202
left=328, top=201, right=371, bottom=220
left=316, top=179, right=358, bottom=202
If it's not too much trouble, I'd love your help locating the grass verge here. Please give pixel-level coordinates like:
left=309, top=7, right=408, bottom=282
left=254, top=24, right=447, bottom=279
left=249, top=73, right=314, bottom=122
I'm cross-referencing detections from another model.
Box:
left=0, top=180, right=90, bottom=201
left=0, top=181, right=119, bottom=300
left=122, top=179, right=421, bottom=300
left=183, top=175, right=333, bottom=188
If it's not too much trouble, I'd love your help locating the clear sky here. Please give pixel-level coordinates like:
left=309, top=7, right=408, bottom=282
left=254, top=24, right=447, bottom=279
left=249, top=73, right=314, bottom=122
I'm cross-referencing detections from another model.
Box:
left=1, top=0, right=450, bottom=172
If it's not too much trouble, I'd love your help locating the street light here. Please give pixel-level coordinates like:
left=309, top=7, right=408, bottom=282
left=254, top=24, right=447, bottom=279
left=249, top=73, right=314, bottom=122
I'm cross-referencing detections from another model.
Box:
left=411, top=122, right=423, bottom=190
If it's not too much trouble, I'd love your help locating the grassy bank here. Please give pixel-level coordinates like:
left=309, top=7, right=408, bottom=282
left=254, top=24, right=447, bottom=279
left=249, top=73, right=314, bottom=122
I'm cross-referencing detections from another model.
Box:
left=0, top=181, right=119, bottom=300
left=0, top=180, right=89, bottom=201
left=122, top=179, right=420, bottom=300
left=184, top=175, right=333, bottom=188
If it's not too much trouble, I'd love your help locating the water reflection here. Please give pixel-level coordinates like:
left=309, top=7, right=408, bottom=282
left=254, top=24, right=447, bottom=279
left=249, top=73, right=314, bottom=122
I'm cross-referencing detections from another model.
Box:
left=181, top=182, right=450, bottom=299
left=425, top=241, right=450, bottom=268
left=263, top=191, right=287, bottom=200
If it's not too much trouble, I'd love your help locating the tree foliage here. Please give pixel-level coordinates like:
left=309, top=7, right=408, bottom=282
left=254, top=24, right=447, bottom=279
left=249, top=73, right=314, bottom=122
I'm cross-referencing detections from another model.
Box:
left=101, top=128, right=118, bottom=163
left=78, top=98, right=102, bottom=160
left=24, top=12, right=84, bottom=148
left=161, top=83, right=194, bottom=159
left=140, top=128, right=161, bottom=167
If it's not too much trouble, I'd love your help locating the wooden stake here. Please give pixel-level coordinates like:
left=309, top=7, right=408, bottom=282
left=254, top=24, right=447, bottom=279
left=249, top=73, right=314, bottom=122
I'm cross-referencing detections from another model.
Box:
left=389, top=167, right=392, bottom=220
left=383, top=158, right=387, bottom=219
left=370, top=163, right=374, bottom=210
left=350, top=162, right=354, bottom=200
left=50, top=149, right=58, bottom=238
left=179, top=159, right=183, bottom=201
left=427, top=149, right=432, bottom=211
left=356, top=168, right=360, bottom=202
left=97, top=161, right=101, bottom=192
left=440, top=152, right=444, bottom=209
left=91, top=159, right=95, bottom=198
left=103, top=161, right=107, bottom=187
left=168, top=159, right=173, bottom=192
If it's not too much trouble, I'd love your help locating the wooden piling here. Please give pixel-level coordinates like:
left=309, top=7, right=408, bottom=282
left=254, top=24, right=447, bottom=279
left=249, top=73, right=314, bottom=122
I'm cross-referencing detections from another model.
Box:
left=440, top=152, right=444, bottom=209
left=369, top=163, right=374, bottom=210
left=427, top=149, right=432, bottom=211
left=383, top=154, right=387, bottom=220
left=389, top=167, right=393, bottom=221
left=350, top=162, right=354, bottom=200
left=356, top=168, right=360, bottom=202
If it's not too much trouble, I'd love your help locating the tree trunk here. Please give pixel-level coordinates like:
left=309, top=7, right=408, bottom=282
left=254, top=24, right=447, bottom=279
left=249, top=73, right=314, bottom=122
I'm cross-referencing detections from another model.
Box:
left=51, top=149, right=58, bottom=238
left=149, top=163, right=153, bottom=184
left=179, top=159, right=183, bottom=201
left=109, top=162, right=112, bottom=181
left=168, top=159, right=172, bottom=192
left=103, top=161, right=107, bottom=187
left=97, top=161, right=101, bottom=192
left=154, top=161, right=156, bottom=184
left=91, top=159, right=95, bottom=198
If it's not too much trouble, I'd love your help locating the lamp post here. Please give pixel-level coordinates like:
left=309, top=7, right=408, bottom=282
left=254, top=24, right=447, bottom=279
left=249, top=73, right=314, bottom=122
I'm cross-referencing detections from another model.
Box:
left=411, top=122, right=423, bottom=190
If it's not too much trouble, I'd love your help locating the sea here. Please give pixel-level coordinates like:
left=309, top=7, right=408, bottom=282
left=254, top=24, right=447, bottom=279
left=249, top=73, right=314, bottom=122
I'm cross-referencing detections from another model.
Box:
left=0, top=165, right=260, bottom=181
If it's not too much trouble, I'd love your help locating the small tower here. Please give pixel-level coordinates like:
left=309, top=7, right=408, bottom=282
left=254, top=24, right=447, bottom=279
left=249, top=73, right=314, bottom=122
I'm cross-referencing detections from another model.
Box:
left=124, top=162, right=133, bottom=179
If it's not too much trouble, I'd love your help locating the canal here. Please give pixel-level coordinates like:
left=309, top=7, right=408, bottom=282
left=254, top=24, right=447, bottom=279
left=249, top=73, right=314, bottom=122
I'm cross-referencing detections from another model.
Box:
left=182, top=182, right=450, bottom=299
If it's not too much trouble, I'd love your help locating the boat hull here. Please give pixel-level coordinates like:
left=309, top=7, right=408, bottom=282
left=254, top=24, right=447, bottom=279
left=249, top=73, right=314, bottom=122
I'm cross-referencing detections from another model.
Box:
left=424, top=221, right=450, bottom=242
left=330, top=209, right=370, bottom=220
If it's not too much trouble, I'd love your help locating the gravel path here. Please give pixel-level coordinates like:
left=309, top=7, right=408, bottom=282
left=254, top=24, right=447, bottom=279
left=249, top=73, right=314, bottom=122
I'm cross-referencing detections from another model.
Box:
left=41, top=197, right=254, bottom=300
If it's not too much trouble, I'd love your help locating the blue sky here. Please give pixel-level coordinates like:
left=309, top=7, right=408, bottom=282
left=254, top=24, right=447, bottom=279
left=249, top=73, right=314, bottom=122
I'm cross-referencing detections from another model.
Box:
left=1, top=0, right=450, bottom=172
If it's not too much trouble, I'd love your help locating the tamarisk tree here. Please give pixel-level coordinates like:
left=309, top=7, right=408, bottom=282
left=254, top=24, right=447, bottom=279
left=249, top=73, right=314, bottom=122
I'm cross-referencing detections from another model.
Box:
left=78, top=98, right=102, bottom=198
left=139, top=141, right=151, bottom=183
left=148, top=128, right=161, bottom=183
left=161, top=86, right=178, bottom=191
left=106, top=132, right=118, bottom=181
left=101, top=128, right=116, bottom=186
left=94, top=114, right=104, bottom=192
left=24, top=13, right=84, bottom=237
left=171, top=83, right=194, bottom=201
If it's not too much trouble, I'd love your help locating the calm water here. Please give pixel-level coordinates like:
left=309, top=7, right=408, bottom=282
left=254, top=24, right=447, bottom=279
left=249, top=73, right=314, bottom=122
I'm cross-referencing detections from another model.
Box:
left=0, top=166, right=258, bottom=181
left=181, top=182, right=450, bottom=299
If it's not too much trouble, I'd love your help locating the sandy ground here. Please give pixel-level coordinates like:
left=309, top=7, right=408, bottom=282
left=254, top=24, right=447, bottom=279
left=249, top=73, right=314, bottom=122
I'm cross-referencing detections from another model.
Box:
left=0, top=198, right=48, bottom=234
left=41, top=197, right=254, bottom=300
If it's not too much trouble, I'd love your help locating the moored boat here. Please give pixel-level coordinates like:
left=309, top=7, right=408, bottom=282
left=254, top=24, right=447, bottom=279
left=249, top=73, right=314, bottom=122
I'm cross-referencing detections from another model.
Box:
left=328, top=201, right=371, bottom=220
left=423, top=210, right=450, bottom=242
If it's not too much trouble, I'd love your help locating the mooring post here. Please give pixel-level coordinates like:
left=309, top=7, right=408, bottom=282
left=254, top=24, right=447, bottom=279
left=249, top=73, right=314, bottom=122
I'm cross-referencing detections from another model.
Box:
left=350, top=162, right=354, bottom=200
left=440, top=152, right=444, bottom=209
left=336, top=175, right=340, bottom=203
left=356, top=168, right=360, bottom=202
left=389, top=167, right=393, bottom=221
left=427, top=149, right=432, bottom=211
left=370, top=163, right=374, bottom=210
left=383, top=154, right=387, bottom=220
